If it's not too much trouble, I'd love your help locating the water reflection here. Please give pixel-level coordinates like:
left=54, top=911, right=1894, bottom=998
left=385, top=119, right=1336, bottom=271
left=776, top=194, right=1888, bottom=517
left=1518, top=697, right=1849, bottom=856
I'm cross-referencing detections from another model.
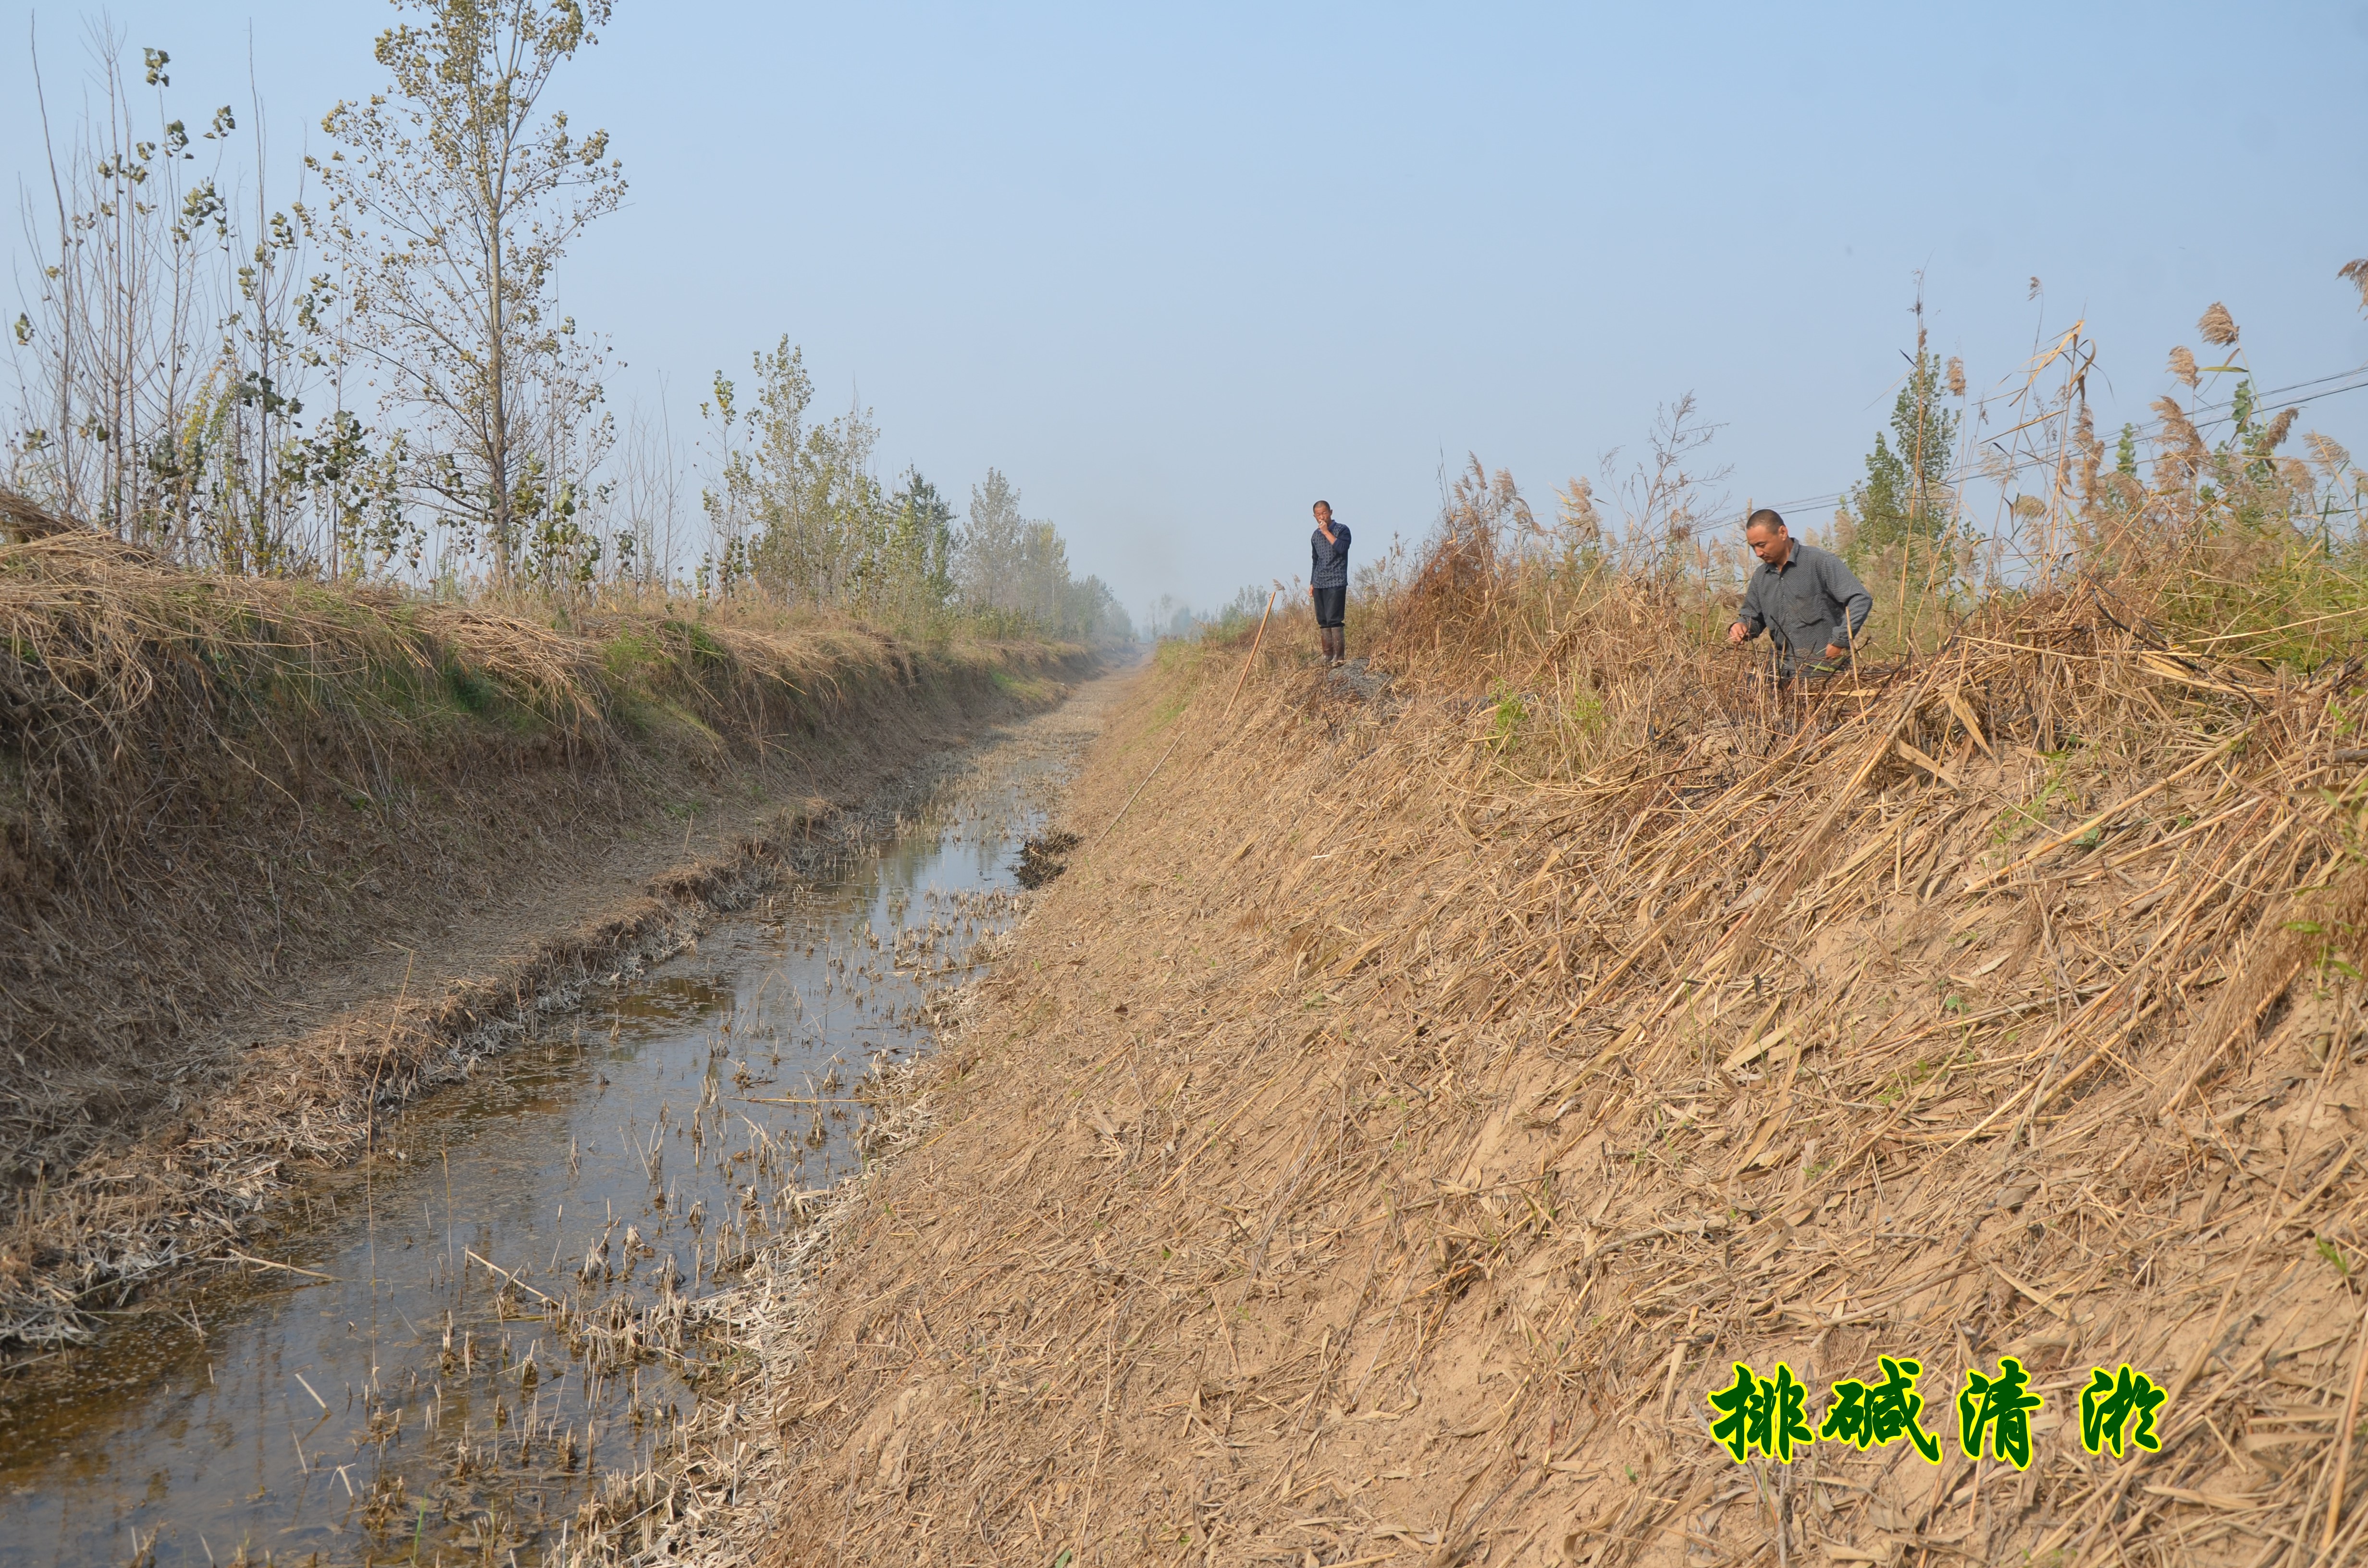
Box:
left=0, top=734, right=1076, bottom=1568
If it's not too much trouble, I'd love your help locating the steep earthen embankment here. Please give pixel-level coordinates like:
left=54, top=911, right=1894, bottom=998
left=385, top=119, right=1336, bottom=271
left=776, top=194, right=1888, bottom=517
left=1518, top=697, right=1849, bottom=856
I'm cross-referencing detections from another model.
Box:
left=619, top=596, right=2368, bottom=1568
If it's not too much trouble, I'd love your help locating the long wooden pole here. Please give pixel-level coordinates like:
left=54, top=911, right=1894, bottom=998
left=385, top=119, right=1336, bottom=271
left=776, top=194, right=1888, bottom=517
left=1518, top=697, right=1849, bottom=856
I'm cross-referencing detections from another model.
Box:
left=1221, top=588, right=1280, bottom=722
left=1097, top=730, right=1180, bottom=843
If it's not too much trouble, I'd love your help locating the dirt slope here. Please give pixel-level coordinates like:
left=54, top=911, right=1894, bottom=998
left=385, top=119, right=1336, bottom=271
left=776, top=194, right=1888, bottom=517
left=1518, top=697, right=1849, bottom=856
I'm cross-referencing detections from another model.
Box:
left=600, top=596, right=2368, bottom=1568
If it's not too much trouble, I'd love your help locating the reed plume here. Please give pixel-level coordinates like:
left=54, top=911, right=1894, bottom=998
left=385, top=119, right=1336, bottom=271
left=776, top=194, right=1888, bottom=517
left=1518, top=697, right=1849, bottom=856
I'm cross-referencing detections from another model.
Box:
left=2263, top=405, right=2299, bottom=451
left=2074, top=400, right=2103, bottom=504
left=1553, top=475, right=1601, bottom=546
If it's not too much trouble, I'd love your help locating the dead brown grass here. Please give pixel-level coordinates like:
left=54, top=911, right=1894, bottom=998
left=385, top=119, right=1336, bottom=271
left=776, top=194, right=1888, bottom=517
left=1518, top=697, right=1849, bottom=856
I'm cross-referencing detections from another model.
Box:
left=601, top=537, right=2368, bottom=1567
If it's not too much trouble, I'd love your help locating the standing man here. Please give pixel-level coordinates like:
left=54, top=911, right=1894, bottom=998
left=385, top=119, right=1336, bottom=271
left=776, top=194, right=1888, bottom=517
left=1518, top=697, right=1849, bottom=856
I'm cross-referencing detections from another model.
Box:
left=1727, top=508, right=1873, bottom=678
left=1310, top=500, right=1351, bottom=667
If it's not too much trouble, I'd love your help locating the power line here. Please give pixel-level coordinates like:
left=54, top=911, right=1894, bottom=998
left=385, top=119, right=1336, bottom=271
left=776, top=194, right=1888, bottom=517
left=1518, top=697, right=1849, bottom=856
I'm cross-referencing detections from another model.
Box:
left=1760, top=361, right=2368, bottom=518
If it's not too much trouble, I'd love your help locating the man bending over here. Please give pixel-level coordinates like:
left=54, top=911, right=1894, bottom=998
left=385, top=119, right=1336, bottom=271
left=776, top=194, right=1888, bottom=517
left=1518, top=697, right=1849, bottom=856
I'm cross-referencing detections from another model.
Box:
left=1727, top=508, right=1872, bottom=679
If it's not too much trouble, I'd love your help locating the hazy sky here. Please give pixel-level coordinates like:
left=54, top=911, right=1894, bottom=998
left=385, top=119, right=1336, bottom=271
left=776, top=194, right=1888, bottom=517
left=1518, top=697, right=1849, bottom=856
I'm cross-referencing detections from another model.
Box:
left=8, top=2, right=2368, bottom=617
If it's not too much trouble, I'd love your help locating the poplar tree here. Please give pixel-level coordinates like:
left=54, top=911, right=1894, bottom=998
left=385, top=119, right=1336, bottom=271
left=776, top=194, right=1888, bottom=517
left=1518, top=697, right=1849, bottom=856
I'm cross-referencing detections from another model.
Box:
left=888, top=469, right=958, bottom=612
left=311, top=0, right=625, bottom=586
left=959, top=469, right=1028, bottom=614
left=1842, top=350, right=1958, bottom=569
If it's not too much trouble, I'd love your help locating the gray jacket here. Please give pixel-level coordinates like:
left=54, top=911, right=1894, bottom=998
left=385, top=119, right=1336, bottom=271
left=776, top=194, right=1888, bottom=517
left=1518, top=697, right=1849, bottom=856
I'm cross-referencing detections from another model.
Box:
left=1735, top=542, right=1873, bottom=671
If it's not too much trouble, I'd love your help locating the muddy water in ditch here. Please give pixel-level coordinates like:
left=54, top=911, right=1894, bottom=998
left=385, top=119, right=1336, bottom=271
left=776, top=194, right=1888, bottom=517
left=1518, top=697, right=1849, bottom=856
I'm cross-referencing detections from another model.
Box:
left=0, top=705, right=1097, bottom=1568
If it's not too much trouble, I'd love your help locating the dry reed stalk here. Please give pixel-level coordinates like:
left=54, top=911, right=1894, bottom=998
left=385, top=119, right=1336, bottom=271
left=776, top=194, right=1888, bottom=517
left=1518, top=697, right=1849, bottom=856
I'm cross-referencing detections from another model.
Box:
left=2328, top=1296, right=2368, bottom=1550
left=1221, top=588, right=1280, bottom=721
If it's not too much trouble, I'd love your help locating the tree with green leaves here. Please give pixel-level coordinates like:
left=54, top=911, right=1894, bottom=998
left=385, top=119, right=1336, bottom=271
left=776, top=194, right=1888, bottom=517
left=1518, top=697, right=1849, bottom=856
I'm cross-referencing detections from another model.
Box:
left=701, top=337, right=913, bottom=609
left=699, top=343, right=799, bottom=596
left=311, top=0, right=625, bottom=588
left=697, top=352, right=1117, bottom=632
left=770, top=388, right=888, bottom=605
left=945, top=469, right=1127, bottom=637
left=888, top=468, right=957, bottom=613
left=958, top=468, right=1029, bottom=614
left=5, top=32, right=389, bottom=570
left=1841, top=348, right=1959, bottom=570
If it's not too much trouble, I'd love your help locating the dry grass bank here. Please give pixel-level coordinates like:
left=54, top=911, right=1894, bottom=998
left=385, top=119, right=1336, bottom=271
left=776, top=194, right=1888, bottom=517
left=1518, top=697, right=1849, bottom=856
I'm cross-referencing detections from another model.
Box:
left=616, top=537, right=2368, bottom=1567
left=0, top=518, right=1092, bottom=1349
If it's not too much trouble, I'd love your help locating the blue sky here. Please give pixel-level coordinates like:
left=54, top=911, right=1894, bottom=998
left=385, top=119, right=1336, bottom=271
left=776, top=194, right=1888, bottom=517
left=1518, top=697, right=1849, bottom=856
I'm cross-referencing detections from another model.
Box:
left=7, top=1, right=2368, bottom=617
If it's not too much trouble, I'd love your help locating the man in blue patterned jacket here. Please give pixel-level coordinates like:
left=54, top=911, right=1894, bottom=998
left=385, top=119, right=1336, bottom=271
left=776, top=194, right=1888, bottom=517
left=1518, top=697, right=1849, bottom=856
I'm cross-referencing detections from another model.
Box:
left=1309, top=500, right=1351, bottom=667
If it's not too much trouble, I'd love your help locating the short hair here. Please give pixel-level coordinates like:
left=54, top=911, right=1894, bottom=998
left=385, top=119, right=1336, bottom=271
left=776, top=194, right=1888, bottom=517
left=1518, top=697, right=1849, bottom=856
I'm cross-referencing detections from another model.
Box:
left=1745, top=507, right=1786, bottom=535
left=1313, top=499, right=1332, bottom=511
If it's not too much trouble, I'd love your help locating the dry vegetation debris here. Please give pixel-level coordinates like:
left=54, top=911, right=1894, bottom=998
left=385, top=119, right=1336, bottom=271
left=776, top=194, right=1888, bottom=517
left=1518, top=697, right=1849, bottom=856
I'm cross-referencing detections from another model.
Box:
left=610, top=560, right=2368, bottom=1567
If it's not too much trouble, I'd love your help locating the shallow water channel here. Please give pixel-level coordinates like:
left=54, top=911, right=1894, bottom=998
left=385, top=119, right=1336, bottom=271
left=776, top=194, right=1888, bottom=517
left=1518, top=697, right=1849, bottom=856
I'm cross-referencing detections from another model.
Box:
left=0, top=711, right=1092, bottom=1568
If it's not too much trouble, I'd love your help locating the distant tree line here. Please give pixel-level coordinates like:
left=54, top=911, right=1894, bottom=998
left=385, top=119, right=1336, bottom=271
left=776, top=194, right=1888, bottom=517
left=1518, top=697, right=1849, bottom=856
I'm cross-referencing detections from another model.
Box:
left=696, top=337, right=1126, bottom=637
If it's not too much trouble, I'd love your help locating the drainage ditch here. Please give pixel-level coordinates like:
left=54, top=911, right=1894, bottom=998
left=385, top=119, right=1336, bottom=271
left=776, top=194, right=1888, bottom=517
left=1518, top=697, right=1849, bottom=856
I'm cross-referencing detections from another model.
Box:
left=0, top=699, right=1101, bottom=1568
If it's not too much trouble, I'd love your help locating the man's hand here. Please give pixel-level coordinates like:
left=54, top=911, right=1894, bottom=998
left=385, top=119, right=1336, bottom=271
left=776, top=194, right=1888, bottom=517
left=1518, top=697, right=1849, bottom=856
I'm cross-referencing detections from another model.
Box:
left=1727, top=622, right=1748, bottom=646
left=1824, top=643, right=1847, bottom=661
